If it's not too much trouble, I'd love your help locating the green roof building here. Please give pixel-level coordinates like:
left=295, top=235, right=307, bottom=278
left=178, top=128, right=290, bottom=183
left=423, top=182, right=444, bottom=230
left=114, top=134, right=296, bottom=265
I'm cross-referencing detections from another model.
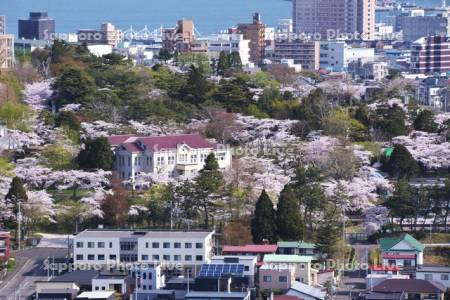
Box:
left=378, top=234, right=425, bottom=268
left=277, top=241, right=318, bottom=259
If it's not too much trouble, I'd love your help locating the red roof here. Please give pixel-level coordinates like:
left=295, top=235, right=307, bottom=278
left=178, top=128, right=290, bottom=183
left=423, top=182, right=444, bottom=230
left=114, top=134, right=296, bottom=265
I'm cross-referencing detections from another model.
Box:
left=138, top=134, right=214, bottom=151
left=107, top=135, right=136, bottom=146
left=222, top=244, right=278, bottom=254
left=122, top=142, right=141, bottom=153
left=382, top=254, right=416, bottom=259
left=370, top=265, right=400, bottom=272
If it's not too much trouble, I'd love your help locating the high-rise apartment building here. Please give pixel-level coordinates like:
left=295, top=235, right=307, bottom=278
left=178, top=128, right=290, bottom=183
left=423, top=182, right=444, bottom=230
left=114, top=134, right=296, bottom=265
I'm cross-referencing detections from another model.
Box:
left=18, top=12, right=55, bottom=40
left=293, top=0, right=375, bottom=40
left=237, top=13, right=266, bottom=64
left=398, top=14, right=450, bottom=42
left=78, top=22, right=122, bottom=47
left=273, top=39, right=320, bottom=70
left=0, top=34, right=14, bottom=70
left=162, top=19, right=195, bottom=53
left=411, top=36, right=450, bottom=74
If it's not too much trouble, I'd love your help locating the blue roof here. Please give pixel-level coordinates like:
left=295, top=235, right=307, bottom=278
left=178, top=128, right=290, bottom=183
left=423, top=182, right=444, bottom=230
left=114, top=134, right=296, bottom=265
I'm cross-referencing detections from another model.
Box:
left=198, top=263, right=245, bottom=278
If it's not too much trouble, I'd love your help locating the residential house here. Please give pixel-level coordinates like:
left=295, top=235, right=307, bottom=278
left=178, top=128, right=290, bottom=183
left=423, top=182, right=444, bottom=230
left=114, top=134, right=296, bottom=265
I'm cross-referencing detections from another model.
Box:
left=221, top=244, right=277, bottom=263
left=194, top=263, right=249, bottom=292
left=259, top=263, right=296, bottom=291
left=417, top=76, right=450, bottom=112
left=286, top=281, right=326, bottom=300
left=211, top=256, right=257, bottom=287
left=110, top=134, right=232, bottom=181
left=129, top=264, right=165, bottom=292
left=262, top=254, right=317, bottom=285
left=365, top=274, right=410, bottom=290
left=416, top=265, right=450, bottom=289
left=378, top=234, right=425, bottom=268
left=277, top=241, right=318, bottom=259
left=73, top=230, right=215, bottom=276
left=46, top=270, right=99, bottom=292
left=91, top=272, right=131, bottom=296
left=360, top=279, right=446, bottom=300
left=0, top=231, right=11, bottom=263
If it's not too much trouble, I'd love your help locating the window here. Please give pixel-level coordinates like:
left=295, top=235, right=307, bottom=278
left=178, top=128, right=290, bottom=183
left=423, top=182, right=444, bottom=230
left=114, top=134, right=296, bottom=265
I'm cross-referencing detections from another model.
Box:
left=185, top=243, right=192, bottom=248
left=441, top=274, right=449, bottom=281
left=174, top=242, right=181, bottom=248
left=142, top=255, right=149, bottom=260
left=163, top=242, right=170, bottom=248
left=195, top=243, right=203, bottom=249
left=145, top=242, right=149, bottom=248
left=163, top=255, right=170, bottom=260
left=263, top=276, right=272, bottom=282
left=245, top=266, right=249, bottom=271
left=152, top=242, right=159, bottom=248
left=425, top=274, right=433, bottom=280
left=87, top=242, right=95, bottom=248
left=98, top=255, right=105, bottom=260
left=196, top=255, right=203, bottom=261
left=279, top=276, right=288, bottom=282
left=76, top=254, right=83, bottom=260
left=98, top=242, right=105, bottom=248
left=120, top=254, right=138, bottom=262
left=76, top=242, right=83, bottom=248
left=88, top=254, right=95, bottom=260
left=120, top=241, right=137, bottom=251
left=152, top=255, right=159, bottom=260
left=174, top=255, right=181, bottom=261
left=109, top=255, right=116, bottom=260
left=109, top=242, right=113, bottom=248
left=185, top=255, right=192, bottom=261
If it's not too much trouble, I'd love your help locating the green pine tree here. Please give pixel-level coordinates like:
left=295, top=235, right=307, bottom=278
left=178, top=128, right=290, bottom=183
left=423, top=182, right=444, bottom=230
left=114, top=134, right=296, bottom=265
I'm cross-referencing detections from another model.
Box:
left=276, top=185, right=304, bottom=241
left=315, top=205, right=340, bottom=259
left=5, top=176, right=28, bottom=214
left=251, top=190, right=277, bottom=243
left=77, top=137, right=113, bottom=170
left=386, top=144, right=419, bottom=179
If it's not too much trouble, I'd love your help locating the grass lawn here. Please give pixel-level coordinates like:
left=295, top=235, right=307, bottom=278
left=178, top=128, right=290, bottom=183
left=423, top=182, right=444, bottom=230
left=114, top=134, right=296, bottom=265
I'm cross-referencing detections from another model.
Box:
left=419, top=233, right=450, bottom=244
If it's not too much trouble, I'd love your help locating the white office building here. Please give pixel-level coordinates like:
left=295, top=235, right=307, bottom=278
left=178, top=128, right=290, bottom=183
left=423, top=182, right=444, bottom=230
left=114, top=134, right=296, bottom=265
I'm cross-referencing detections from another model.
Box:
left=109, top=134, right=232, bottom=182
left=73, top=230, right=215, bottom=275
left=320, top=41, right=374, bottom=72
left=206, top=33, right=251, bottom=66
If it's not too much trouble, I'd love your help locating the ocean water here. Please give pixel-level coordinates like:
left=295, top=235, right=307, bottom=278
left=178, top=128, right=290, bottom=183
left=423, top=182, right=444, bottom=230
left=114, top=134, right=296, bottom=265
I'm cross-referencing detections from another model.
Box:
left=0, top=0, right=445, bottom=37
left=1, top=0, right=291, bottom=37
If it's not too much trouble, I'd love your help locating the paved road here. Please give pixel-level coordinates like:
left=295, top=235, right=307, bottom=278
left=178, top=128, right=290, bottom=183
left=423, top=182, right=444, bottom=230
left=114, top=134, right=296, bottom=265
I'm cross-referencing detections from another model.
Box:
left=334, top=244, right=376, bottom=300
left=0, top=248, right=68, bottom=299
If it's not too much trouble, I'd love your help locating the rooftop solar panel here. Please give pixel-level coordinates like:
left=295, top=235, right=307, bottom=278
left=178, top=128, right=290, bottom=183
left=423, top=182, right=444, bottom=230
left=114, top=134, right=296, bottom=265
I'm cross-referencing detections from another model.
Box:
left=198, top=264, right=245, bottom=278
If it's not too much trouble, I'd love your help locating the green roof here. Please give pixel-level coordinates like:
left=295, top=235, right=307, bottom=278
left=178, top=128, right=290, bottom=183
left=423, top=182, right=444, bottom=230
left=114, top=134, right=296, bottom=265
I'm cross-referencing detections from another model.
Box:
left=378, top=234, right=424, bottom=252
left=277, top=241, right=316, bottom=249
left=263, top=254, right=313, bottom=263
left=384, top=147, right=394, bottom=157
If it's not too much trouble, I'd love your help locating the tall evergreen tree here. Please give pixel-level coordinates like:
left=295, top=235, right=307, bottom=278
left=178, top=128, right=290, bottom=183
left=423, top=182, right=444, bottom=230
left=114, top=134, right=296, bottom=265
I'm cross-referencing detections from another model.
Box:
left=217, top=51, right=231, bottom=76
left=315, top=205, right=340, bottom=259
left=276, top=185, right=304, bottom=241
left=5, top=176, right=28, bottom=214
left=384, top=179, right=415, bottom=229
left=413, top=110, right=438, bottom=133
left=251, top=190, right=277, bottom=243
left=385, top=144, right=419, bottom=179
left=77, top=137, right=113, bottom=170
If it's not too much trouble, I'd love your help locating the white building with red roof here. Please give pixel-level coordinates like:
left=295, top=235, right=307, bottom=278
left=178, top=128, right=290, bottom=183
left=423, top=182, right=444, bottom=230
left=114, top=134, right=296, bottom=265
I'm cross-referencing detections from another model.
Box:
left=109, top=133, right=232, bottom=181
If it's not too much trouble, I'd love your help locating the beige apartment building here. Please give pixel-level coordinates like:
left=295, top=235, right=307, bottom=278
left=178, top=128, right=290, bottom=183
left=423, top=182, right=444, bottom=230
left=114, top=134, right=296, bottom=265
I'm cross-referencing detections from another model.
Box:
left=78, top=22, right=122, bottom=47
left=293, top=0, right=375, bottom=40
left=237, top=13, right=266, bottom=64
left=0, top=34, right=14, bottom=70
left=273, top=39, right=320, bottom=70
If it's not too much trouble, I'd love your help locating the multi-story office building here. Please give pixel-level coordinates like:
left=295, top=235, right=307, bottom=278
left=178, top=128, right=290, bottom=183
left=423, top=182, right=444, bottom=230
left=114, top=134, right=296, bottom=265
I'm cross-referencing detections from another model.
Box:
left=206, top=33, right=251, bottom=65
left=273, top=39, right=320, bottom=70
left=18, top=12, right=55, bottom=40
left=109, top=134, right=232, bottom=181
left=73, top=230, right=215, bottom=275
left=162, top=20, right=195, bottom=53
left=0, top=34, right=14, bottom=70
left=319, top=41, right=374, bottom=71
left=399, top=14, right=450, bottom=42
left=237, top=13, right=266, bottom=64
left=78, top=23, right=122, bottom=47
left=293, top=0, right=376, bottom=40
left=411, top=36, right=450, bottom=74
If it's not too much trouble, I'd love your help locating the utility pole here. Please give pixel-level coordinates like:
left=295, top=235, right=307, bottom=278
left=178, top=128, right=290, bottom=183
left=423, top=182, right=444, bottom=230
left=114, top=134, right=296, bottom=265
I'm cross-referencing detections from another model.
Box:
left=17, top=199, right=22, bottom=251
